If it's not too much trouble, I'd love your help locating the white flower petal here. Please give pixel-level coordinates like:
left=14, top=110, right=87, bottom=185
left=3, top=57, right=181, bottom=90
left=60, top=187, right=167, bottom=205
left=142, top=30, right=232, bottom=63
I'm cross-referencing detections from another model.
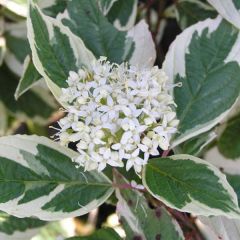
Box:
left=121, top=131, right=132, bottom=144
left=58, top=57, right=178, bottom=174
left=126, top=160, right=134, bottom=171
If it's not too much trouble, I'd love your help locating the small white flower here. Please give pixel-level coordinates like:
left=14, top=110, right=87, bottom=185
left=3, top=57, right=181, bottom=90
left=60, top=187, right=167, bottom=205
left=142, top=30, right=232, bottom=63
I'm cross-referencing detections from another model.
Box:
left=59, top=132, right=70, bottom=146
left=57, top=57, right=178, bottom=174
left=125, top=149, right=146, bottom=173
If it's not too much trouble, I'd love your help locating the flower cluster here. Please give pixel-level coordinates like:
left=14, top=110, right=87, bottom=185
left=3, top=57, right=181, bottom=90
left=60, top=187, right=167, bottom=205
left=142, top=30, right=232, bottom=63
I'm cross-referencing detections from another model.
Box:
left=57, top=57, right=178, bottom=173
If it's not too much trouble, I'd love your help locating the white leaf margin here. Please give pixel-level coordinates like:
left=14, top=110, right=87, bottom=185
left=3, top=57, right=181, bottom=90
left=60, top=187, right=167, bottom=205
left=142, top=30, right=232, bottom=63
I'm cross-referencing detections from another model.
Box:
left=0, top=135, right=113, bottom=221
left=205, top=147, right=240, bottom=175
left=99, top=0, right=118, bottom=15
left=207, top=0, right=240, bottom=30
left=14, top=55, right=42, bottom=100
left=143, top=154, right=240, bottom=219
left=37, top=0, right=58, bottom=10
left=27, top=1, right=96, bottom=106
left=0, top=0, right=28, bottom=18
left=176, top=0, right=217, bottom=30
left=128, top=20, right=156, bottom=68
left=59, top=8, right=155, bottom=69
left=162, top=16, right=240, bottom=147
left=197, top=215, right=240, bottom=240
left=112, top=0, right=138, bottom=31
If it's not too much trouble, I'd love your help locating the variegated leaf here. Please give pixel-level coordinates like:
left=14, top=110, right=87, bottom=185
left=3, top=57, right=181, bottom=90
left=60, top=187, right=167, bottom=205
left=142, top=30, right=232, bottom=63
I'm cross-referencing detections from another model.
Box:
left=0, top=0, right=67, bottom=19
left=205, top=147, right=240, bottom=175
left=207, top=0, right=240, bottom=29
left=198, top=215, right=240, bottom=240
left=5, top=26, right=30, bottom=64
left=174, top=131, right=216, bottom=157
left=0, top=0, right=28, bottom=19
left=106, top=0, right=138, bottom=31
left=0, top=66, right=54, bottom=124
left=61, top=0, right=134, bottom=64
left=0, top=212, right=45, bottom=240
left=4, top=21, right=29, bottom=76
left=15, top=56, right=42, bottom=99
left=198, top=172, right=240, bottom=239
left=115, top=171, right=184, bottom=240
left=38, top=0, right=68, bottom=18
left=62, top=0, right=155, bottom=67
left=143, top=154, right=240, bottom=219
left=27, top=1, right=95, bottom=104
left=163, top=16, right=240, bottom=147
left=99, top=0, right=118, bottom=15
left=0, top=135, right=113, bottom=221
left=127, top=20, right=156, bottom=68
left=176, top=0, right=217, bottom=29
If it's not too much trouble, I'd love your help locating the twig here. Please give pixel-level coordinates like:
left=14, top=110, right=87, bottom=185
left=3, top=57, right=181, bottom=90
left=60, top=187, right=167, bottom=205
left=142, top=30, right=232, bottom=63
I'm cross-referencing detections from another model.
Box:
left=162, top=149, right=170, bottom=157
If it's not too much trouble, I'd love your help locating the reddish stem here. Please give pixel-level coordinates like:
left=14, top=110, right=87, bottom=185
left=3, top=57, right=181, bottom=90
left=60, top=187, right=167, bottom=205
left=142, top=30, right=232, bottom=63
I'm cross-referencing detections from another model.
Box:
left=112, top=183, right=146, bottom=192
left=112, top=183, right=134, bottom=190
left=162, top=149, right=170, bottom=157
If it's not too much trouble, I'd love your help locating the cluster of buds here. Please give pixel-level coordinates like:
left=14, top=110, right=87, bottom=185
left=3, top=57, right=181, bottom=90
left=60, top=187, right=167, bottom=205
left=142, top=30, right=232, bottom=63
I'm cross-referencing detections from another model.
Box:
left=57, top=57, right=178, bottom=173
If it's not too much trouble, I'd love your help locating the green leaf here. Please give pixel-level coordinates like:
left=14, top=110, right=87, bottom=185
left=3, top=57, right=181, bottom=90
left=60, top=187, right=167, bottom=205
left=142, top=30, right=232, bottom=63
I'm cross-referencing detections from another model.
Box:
left=5, top=32, right=30, bottom=63
left=3, top=22, right=29, bottom=76
left=233, top=0, right=240, bottom=9
left=207, top=0, right=240, bottom=29
left=99, top=0, right=117, bottom=15
left=0, top=66, right=54, bottom=123
left=218, top=114, right=240, bottom=159
left=115, top=171, right=184, bottom=240
left=163, top=17, right=240, bottom=147
left=175, top=131, right=216, bottom=157
left=40, top=0, right=68, bottom=18
left=0, top=135, right=113, bottom=221
left=66, top=228, right=121, bottom=240
left=27, top=1, right=95, bottom=104
left=0, top=211, right=45, bottom=240
left=106, top=0, right=137, bottom=30
left=143, top=154, right=240, bottom=218
left=15, top=56, right=42, bottom=99
left=176, top=0, right=217, bottom=29
left=62, top=0, right=134, bottom=64
left=227, top=174, right=240, bottom=205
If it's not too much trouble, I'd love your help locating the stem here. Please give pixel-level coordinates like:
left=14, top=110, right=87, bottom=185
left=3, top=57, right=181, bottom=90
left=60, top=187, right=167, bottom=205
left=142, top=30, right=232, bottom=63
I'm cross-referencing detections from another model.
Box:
left=153, top=0, right=166, bottom=40
left=112, top=183, right=146, bottom=192
left=162, top=149, right=170, bottom=157
left=112, top=183, right=135, bottom=190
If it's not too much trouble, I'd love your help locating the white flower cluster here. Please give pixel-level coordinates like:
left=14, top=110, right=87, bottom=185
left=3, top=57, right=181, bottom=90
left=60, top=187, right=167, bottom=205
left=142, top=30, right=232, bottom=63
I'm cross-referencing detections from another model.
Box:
left=57, top=57, right=178, bottom=173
